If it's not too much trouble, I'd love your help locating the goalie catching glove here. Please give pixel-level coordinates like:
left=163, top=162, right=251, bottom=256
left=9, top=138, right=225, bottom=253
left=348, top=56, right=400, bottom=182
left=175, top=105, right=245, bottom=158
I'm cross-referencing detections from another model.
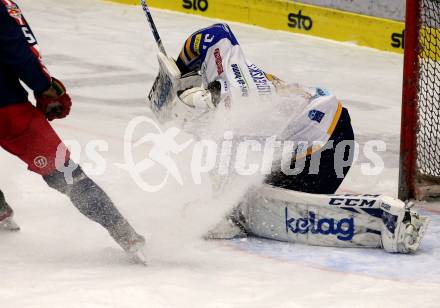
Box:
left=35, top=77, right=72, bottom=121
left=174, top=87, right=216, bottom=123
left=148, top=52, right=221, bottom=124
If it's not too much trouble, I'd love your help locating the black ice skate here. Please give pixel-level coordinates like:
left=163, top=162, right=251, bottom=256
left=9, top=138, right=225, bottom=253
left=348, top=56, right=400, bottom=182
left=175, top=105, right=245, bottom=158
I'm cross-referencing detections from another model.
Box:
left=0, top=191, right=20, bottom=232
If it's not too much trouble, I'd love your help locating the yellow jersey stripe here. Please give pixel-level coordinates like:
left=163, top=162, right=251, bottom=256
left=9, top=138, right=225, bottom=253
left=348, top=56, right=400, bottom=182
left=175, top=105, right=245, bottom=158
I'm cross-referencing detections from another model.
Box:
left=327, top=102, right=343, bottom=136
left=185, top=37, right=196, bottom=60
left=179, top=50, right=189, bottom=65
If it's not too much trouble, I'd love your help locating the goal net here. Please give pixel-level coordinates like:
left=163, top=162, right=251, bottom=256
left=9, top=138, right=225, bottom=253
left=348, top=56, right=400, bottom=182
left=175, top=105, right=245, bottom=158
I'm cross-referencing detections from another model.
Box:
left=399, top=0, right=440, bottom=200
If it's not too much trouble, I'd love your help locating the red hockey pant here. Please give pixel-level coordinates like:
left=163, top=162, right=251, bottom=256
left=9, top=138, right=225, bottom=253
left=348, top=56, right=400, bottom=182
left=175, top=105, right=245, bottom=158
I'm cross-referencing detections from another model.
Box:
left=0, top=102, right=69, bottom=176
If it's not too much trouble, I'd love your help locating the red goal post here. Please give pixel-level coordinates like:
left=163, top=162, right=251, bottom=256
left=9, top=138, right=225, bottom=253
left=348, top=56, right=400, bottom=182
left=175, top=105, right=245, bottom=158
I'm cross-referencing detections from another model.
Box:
left=399, top=0, right=440, bottom=200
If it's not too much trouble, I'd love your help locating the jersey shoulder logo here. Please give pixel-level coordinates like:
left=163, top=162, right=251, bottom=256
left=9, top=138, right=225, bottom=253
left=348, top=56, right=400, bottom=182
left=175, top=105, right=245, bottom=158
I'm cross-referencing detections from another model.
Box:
left=308, top=109, right=325, bottom=123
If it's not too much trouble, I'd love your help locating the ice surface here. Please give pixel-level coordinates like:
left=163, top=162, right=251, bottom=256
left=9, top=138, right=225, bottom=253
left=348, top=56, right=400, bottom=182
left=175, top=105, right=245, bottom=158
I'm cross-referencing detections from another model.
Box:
left=0, top=0, right=439, bottom=307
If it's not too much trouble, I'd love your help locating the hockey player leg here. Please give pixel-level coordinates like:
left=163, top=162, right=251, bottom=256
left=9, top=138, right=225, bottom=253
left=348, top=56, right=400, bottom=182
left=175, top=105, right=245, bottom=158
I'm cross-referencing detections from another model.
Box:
left=43, top=163, right=147, bottom=264
left=0, top=190, right=20, bottom=232
left=0, top=103, right=146, bottom=262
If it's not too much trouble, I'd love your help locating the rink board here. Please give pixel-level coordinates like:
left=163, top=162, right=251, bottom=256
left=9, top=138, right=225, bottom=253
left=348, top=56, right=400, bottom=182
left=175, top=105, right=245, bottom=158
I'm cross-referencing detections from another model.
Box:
left=108, top=0, right=405, bottom=54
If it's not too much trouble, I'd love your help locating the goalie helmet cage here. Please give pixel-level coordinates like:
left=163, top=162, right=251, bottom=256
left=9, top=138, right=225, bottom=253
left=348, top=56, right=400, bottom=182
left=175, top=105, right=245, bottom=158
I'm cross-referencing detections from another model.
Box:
left=399, top=0, right=440, bottom=200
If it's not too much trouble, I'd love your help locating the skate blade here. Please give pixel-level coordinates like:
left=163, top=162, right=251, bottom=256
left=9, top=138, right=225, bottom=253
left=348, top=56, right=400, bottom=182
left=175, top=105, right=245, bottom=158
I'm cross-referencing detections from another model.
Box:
left=128, top=249, right=147, bottom=266
left=0, top=217, right=20, bottom=232
left=126, top=240, right=148, bottom=265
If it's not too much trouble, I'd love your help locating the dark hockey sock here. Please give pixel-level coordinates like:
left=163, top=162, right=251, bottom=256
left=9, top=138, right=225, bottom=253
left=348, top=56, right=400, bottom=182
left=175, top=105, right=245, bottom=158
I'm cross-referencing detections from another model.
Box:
left=42, top=163, right=125, bottom=229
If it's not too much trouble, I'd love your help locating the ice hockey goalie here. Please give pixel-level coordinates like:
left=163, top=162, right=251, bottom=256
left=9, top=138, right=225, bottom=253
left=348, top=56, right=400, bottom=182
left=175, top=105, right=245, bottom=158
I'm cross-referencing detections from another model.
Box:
left=147, top=23, right=429, bottom=254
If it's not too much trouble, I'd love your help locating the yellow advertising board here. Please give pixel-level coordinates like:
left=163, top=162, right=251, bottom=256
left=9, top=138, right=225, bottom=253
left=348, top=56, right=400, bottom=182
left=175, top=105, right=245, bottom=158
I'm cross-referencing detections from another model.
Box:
left=108, top=0, right=406, bottom=53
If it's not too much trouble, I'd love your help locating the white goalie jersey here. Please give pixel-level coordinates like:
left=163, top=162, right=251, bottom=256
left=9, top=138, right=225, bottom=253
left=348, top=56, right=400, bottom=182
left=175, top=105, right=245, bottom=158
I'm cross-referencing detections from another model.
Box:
left=175, top=23, right=342, bottom=152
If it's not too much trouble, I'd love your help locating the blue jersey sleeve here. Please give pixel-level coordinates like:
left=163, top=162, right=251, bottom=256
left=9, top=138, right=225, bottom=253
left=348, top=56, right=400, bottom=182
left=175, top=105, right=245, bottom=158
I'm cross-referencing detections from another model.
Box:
left=176, top=23, right=239, bottom=74
left=0, top=1, right=51, bottom=94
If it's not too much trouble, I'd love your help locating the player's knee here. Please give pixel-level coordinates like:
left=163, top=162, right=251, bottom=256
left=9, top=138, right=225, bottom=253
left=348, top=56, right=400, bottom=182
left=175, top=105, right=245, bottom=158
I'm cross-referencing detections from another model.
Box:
left=43, top=162, right=122, bottom=228
left=42, top=162, right=86, bottom=194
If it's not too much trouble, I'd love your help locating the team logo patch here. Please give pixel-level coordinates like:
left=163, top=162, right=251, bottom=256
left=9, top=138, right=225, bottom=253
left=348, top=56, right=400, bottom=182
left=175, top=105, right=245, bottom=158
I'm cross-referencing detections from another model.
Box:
left=329, top=197, right=377, bottom=207
left=308, top=109, right=325, bottom=123
left=285, top=207, right=355, bottom=241
left=193, top=34, right=202, bottom=54
left=214, top=48, right=224, bottom=75
left=33, top=156, right=48, bottom=169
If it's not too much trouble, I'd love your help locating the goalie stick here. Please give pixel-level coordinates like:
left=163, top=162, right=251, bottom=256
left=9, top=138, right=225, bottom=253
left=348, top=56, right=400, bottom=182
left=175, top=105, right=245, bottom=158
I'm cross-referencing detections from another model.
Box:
left=140, top=0, right=167, bottom=55
left=139, top=0, right=178, bottom=121
left=140, top=0, right=203, bottom=123
left=140, top=0, right=202, bottom=76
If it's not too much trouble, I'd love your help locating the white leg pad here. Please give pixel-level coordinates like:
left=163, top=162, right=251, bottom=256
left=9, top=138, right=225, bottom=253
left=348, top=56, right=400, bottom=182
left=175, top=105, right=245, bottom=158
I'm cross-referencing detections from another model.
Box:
left=239, top=185, right=429, bottom=253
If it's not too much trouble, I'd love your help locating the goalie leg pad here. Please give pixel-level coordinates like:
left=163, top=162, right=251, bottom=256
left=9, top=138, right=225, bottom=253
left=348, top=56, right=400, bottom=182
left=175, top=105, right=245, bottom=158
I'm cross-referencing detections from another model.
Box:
left=242, top=186, right=382, bottom=249
left=384, top=203, right=429, bottom=253
left=239, top=185, right=429, bottom=253
left=205, top=205, right=248, bottom=240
